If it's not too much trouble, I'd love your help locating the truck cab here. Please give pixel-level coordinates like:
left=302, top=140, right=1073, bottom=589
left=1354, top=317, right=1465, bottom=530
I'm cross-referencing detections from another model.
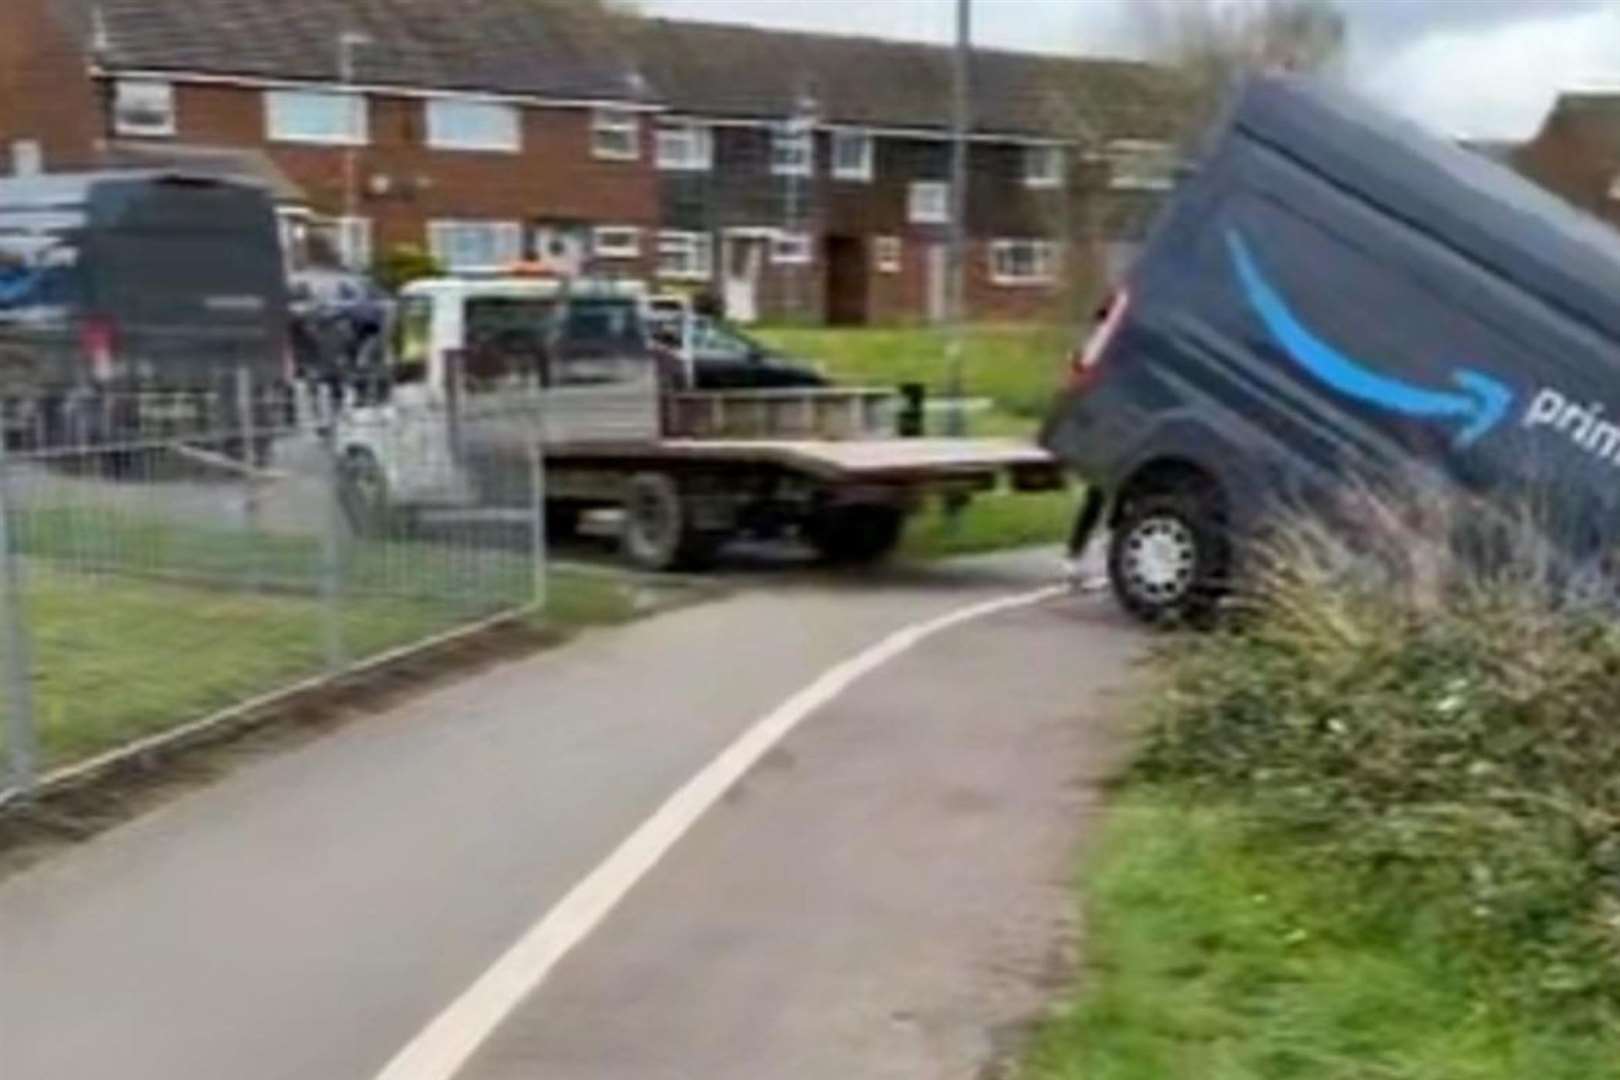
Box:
left=333, top=272, right=663, bottom=525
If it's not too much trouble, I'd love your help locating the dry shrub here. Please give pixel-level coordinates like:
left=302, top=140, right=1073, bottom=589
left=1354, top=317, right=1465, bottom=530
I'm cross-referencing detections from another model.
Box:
left=1142, top=482, right=1620, bottom=1022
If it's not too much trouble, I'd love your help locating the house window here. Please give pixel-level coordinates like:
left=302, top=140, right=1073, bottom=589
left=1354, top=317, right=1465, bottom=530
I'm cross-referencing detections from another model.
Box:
left=1106, top=139, right=1176, bottom=191
left=114, top=80, right=176, bottom=137
left=908, top=181, right=950, bottom=225
left=658, top=230, right=713, bottom=281
left=593, top=226, right=642, bottom=260
left=656, top=123, right=713, bottom=171
left=592, top=108, right=640, bottom=161
left=771, top=127, right=814, bottom=177
left=771, top=231, right=813, bottom=265
left=874, top=236, right=902, bottom=274
left=10, top=140, right=42, bottom=177
left=428, top=220, right=524, bottom=271
left=266, top=89, right=367, bottom=145
left=1024, top=144, right=1064, bottom=189
left=426, top=99, right=520, bottom=152
left=335, top=216, right=372, bottom=270
left=831, top=130, right=873, bottom=181
left=989, top=239, right=1059, bottom=286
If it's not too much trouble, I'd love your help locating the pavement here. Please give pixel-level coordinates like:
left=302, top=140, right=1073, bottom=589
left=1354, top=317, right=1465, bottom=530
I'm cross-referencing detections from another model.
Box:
left=0, top=548, right=1143, bottom=1080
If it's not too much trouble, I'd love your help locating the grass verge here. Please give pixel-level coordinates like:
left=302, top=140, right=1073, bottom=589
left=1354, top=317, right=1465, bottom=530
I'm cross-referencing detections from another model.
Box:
left=1023, top=793, right=1620, bottom=1080
left=4, top=561, right=636, bottom=773
left=1024, top=495, right=1620, bottom=1079
left=754, top=323, right=1066, bottom=436
left=901, top=490, right=1074, bottom=560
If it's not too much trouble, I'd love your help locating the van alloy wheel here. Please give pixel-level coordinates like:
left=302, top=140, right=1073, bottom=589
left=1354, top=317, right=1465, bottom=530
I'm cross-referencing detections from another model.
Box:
left=1107, top=490, right=1227, bottom=625
left=1121, top=515, right=1197, bottom=604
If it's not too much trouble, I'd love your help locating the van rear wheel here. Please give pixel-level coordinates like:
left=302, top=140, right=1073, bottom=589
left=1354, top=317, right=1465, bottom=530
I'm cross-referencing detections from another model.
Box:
left=1108, top=491, right=1226, bottom=625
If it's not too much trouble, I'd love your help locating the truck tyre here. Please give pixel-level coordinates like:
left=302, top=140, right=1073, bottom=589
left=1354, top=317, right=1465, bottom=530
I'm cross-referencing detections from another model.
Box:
left=806, top=504, right=906, bottom=565
left=622, top=472, right=722, bottom=571
left=545, top=500, right=583, bottom=544
left=338, top=447, right=393, bottom=537
left=1108, top=491, right=1227, bottom=626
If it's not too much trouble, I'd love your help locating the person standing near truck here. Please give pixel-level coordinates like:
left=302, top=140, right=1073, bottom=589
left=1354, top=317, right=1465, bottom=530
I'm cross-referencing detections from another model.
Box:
left=1063, top=297, right=1115, bottom=591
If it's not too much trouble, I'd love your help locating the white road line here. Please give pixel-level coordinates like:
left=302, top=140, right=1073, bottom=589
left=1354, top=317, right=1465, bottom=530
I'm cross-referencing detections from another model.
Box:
left=372, top=584, right=1065, bottom=1080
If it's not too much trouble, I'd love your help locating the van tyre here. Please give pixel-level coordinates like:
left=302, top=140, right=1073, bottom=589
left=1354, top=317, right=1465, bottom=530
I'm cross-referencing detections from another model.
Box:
left=806, top=504, right=905, bottom=565
left=622, top=472, right=723, bottom=572
left=338, top=447, right=393, bottom=537
left=1108, top=491, right=1227, bottom=625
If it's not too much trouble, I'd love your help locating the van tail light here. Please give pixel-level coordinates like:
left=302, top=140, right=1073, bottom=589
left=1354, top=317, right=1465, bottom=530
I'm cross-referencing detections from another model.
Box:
left=81, top=317, right=117, bottom=381
left=1066, top=287, right=1130, bottom=391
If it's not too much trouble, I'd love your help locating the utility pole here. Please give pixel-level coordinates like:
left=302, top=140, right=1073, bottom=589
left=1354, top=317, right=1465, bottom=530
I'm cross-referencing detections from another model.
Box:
left=945, top=0, right=971, bottom=437
left=338, top=31, right=372, bottom=269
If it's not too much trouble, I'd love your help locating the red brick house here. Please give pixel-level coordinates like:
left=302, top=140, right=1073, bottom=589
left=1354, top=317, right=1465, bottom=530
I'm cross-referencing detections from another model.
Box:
left=1515, top=93, right=1620, bottom=232
left=0, top=0, right=1181, bottom=324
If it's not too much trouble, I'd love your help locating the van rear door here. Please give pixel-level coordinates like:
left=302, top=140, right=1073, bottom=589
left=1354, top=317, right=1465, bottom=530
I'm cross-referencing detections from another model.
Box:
left=87, top=179, right=287, bottom=389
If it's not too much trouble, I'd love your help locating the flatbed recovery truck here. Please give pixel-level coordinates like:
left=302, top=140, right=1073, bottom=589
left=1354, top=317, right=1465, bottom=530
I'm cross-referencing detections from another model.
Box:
left=334, top=275, right=1062, bottom=571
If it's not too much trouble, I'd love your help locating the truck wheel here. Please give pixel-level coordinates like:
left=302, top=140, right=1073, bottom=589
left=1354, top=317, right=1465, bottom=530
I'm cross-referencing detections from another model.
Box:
left=622, top=472, right=722, bottom=571
left=545, top=500, right=583, bottom=544
left=339, top=447, right=393, bottom=537
left=1108, top=491, right=1227, bottom=626
left=806, top=504, right=906, bottom=565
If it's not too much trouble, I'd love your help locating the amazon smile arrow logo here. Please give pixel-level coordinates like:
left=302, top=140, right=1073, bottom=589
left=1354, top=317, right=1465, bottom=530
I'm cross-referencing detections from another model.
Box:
left=1225, top=230, right=1513, bottom=448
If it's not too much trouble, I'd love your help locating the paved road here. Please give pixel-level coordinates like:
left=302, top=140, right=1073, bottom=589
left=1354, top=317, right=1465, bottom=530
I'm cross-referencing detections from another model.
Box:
left=0, top=550, right=1141, bottom=1080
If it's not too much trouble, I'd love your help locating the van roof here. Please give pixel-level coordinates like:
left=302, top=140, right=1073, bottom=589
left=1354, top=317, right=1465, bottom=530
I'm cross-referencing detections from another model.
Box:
left=1232, top=76, right=1620, bottom=346
left=0, top=171, right=254, bottom=210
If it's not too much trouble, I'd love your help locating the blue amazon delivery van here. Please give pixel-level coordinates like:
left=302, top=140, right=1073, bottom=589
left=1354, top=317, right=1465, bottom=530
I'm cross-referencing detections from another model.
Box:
left=1041, top=75, right=1620, bottom=623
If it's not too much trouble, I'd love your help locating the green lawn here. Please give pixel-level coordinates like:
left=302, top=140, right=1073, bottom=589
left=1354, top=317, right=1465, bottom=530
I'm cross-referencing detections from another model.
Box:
left=756, top=325, right=1079, bottom=556
left=0, top=508, right=637, bottom=772
left=901, top=490, right=1074, bottom=560
left=754, top=323, right=1069, bottom=436
left=1022, top=794, right=1620, bottom=1080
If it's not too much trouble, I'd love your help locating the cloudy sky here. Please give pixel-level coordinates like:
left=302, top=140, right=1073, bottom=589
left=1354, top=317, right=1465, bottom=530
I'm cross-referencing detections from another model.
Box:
left=639, top=0, right=1620, bottom=139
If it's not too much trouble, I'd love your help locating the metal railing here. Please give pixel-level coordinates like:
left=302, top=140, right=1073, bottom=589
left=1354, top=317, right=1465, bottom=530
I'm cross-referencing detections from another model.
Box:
left=0, top=374, right=547, bottom=801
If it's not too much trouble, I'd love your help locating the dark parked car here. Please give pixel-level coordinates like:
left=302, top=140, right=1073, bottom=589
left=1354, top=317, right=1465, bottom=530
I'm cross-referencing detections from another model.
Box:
left=646, top=305, right=826, bottom=390
left=1042, top=75, right=1620, bottom=623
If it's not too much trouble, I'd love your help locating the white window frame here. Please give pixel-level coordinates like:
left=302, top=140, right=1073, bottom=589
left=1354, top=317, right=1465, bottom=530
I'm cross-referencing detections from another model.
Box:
left=427, top=219, right=524, bottom=272
left=831, top=130, right=873, bottom=182
left=658, top=230, right=714, bottom=282
left=988, top=239, right=1059, bottom=286
left=592, top=225, right=642, bottom=260
left=1024, top=144, right=1064, bottom=189
left=592, top=108, right=640, bottom=161
left=425, top=98, right=520, bottom=153
left=335, top=216, right=372, bottom=271
left=656, top=122, right=713, bottom=172
left=266, top=89, right=367, bottom=146
left=874, top=235, right=902, bottom=274
left=771, top=231, right=814, bottom=266
left=113, top=79, right=176, bottom=137
left=771, top=127, right=814, bottom=177
left=908, top=181, right=950, bottom=225
left=1106, top=138, right=1176, bottom=192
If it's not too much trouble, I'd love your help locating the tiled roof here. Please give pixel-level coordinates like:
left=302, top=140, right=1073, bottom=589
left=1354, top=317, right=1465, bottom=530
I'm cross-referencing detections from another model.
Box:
left=52, top=0, right=1184, bottom=141
left=637, top=18, right=1185, bottom=142
left=55, top=0, right=651, bottom=102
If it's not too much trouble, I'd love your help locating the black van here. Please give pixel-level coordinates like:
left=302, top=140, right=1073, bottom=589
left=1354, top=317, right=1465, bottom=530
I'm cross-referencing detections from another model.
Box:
left=1041, top=75, right=1620, bottom=623
left=0, top=171, right=289, bottom=444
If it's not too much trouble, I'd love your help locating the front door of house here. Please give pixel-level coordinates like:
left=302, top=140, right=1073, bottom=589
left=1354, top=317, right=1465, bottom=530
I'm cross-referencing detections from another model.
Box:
left=925, top=242, right=949, bottom=324
left=724, top=233, right=768, bottom=325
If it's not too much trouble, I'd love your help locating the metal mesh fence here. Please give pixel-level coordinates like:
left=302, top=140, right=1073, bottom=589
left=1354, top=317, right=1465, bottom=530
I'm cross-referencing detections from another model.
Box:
left=0, top=374, right=545, bottom=798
